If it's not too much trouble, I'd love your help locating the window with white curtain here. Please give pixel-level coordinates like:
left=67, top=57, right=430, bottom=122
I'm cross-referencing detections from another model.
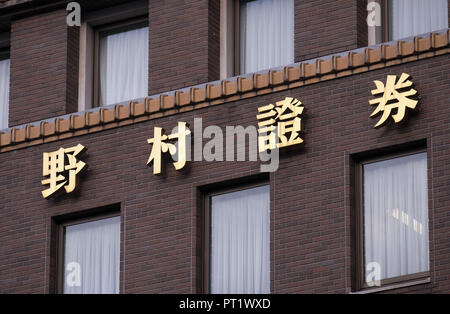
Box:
left=0, top=57, right=10, bottom=130
left=62, top=216, right=120, bottom=294
left=239, top=0, right=294, bottom=74
left=389, top=0, right=448, bottom=41
left=362, top=152, right=429, bottom=285
left=98, top=25, right=148, bottom=106
left=209, top=184, right=270, bottom=294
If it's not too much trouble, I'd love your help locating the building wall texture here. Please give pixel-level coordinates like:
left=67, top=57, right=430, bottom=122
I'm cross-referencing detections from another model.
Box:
left=294, top=0, right=368, bottom=62
left=148, top=0, right=220, bottom=96
left=9, top=9, right=79, bottom=127
left=0, top=0, right=449, bottom=294
left=0, top=53, right=449, bottom=293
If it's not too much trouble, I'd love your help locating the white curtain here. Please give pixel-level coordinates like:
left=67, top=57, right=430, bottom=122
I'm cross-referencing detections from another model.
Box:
left=364, top=153, right=429, bottom=281
left=0, top=58, right=10, bottom=130
left=240, top=0, right=294, bottom=74
left=389, top=0, right=448, bottom=40
left=64, top=216, right=120, bottom=294
left=210, top=185, right=270, bottom=294
left=99, top=26, right=148, bottom=106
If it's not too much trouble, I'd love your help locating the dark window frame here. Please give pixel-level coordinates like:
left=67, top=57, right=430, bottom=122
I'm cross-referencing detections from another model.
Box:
left=93, top=16, right=148, bottom=107
left=354, top=147, right=430, bottom=291
left=0, top=48, right=9, bottom=61
left=56, top=211, right=121, bottom=294
left=367, top=0, right=391, bottom=45
left=201, top=180, right=270, bottom=294
left=0, top=31, right=10, bottom=60
left=233, top=0, right=241, bottom=76
left=382, top=0, right=389, bottom=43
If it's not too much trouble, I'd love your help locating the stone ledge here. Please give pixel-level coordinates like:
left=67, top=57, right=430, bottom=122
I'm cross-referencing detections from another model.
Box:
left=1, top=30, right=449, bottom=153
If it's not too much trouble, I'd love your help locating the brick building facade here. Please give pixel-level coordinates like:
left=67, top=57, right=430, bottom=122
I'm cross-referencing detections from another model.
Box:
left=0, top=0, right=449, bottom=294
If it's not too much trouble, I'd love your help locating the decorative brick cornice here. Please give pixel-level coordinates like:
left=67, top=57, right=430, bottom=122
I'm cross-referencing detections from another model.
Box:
left=1, top=30, right=449, bottom=153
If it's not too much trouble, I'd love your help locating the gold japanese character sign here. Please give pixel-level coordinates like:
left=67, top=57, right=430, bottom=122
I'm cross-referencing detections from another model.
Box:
left=41, top=144, right=87, bottom=199
left=257, top=97, right=304, bottom=152
left=369, top=73, right=419, bottom=128
left=147, top=122, right=191, bottom=174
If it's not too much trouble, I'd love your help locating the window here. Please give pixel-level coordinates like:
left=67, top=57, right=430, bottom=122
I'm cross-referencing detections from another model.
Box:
left=59, top=215, right=121, bottom=294
left=368, top=0, right=448, bottom=45
left=203, top=184, right=270, bottom=294
left=355, top=151, right=430, bottom=290
left=78, top=1, right=149, bottom=110
left=96, top=21, right=148, bottom=107
left=0, top=50, right=9, bottom=130
left=388, top=0, right=448, bottom=41
left=220, top=0, right=294, bottom=78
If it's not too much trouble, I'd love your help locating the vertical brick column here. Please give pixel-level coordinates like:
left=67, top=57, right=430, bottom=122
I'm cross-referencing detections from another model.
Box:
left=9, top=9, right=79, bottom=127
left=357, top=0, right=368, bottom=48
left=208, top=0, right=220, bottom=83
left=294, top=0, right=368, bottom=62
left=148, top=0, right=220, bottom=96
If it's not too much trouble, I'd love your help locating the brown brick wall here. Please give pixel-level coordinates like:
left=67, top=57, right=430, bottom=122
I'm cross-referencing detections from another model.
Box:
left=357, top=0, right=368, bottom=48
left=66, top=22, right=79, bottom=115
left=1, top=0, right=449, bottom=294
left=295, top=0, right=368, bottom=62
left=148, top=0, right=220, bottom=96
left=208, top=0, right=220, bottom=83
left=9, top=9, right=79, bottom=127
left=6, top=0, right=448, bottom=128
left=0, top=53, right=449, bottom=293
